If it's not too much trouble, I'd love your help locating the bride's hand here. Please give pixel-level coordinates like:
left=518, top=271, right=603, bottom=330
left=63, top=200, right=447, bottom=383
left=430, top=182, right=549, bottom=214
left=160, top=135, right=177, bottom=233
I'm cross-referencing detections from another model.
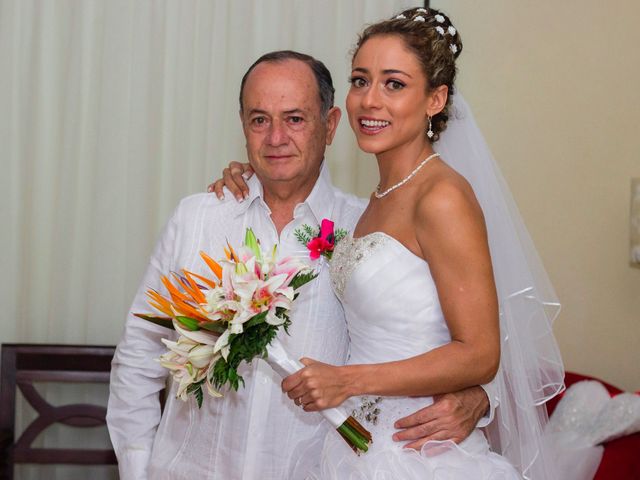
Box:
left=281, top=358, right=352, bottom=412
left=206, top=161, right=254, bottom=200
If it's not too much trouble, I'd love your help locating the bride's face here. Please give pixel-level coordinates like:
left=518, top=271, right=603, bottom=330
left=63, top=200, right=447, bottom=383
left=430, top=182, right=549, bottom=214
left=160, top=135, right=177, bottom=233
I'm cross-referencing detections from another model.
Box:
left=346, top=35, right=433, bottom=156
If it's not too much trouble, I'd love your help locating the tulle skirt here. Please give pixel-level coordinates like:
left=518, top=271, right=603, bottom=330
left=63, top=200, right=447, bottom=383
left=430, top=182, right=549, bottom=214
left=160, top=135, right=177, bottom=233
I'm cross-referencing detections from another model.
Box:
left=291, top=426, right=521, bottom=480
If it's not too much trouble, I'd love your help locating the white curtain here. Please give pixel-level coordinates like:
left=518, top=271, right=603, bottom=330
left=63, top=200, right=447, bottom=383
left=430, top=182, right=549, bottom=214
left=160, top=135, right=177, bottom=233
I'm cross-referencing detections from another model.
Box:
left=0, top=0, right=411, bottom=478
left=0, top=0, right=416, bottom=344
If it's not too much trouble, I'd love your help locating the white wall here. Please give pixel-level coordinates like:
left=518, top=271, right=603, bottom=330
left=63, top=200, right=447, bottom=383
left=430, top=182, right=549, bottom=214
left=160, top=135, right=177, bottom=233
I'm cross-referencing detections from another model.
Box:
left=425, top=0, right=640, bottom=390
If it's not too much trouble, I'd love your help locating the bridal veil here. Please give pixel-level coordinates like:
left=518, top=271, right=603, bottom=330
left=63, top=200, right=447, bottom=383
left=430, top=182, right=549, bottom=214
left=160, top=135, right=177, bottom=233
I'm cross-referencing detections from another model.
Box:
left=435, top=94, right=565, bottom=479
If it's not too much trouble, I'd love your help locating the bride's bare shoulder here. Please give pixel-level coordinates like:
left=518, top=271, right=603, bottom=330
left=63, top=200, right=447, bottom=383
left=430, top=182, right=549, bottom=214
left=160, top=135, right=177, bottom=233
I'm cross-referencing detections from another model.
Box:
left=415, top=159, right=484, bottom=228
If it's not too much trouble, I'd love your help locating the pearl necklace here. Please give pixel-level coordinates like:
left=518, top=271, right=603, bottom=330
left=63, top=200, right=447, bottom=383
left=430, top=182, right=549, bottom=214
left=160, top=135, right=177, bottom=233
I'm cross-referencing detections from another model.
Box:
left=374, top=153, right=440, bottom=199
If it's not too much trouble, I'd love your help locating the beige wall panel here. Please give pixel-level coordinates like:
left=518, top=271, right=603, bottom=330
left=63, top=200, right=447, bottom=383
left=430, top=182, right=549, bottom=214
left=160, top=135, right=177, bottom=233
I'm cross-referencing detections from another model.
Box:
left=429, top=0, right=640, bottom=390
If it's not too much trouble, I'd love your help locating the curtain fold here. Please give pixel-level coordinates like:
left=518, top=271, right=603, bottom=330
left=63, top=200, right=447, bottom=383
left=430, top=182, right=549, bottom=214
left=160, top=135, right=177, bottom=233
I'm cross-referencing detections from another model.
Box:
left=2, top=0, right=407, bottom=346
left=1, top=1, right=407, bottom=478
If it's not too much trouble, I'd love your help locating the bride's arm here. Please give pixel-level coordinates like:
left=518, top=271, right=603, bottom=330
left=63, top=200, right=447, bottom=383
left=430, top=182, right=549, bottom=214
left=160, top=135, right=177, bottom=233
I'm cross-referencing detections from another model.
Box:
left=282, top=177, right=500, bottom=410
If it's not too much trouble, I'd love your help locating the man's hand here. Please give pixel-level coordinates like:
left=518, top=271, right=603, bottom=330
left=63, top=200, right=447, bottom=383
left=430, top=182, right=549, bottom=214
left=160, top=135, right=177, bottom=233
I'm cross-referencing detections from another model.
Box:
left=392, top=386, right=489, bottom=450
left=207, top=161, right=254, bottom=200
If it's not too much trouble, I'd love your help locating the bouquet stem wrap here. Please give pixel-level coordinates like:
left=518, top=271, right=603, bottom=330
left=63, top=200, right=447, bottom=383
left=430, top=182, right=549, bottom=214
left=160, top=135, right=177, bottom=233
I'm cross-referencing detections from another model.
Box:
left=265, top=337, right=371, bottom=454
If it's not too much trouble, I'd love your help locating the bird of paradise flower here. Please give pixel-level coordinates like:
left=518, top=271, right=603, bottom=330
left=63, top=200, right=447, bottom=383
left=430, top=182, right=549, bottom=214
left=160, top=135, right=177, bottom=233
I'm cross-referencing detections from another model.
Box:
left=135, top=229, right=317, bottom=405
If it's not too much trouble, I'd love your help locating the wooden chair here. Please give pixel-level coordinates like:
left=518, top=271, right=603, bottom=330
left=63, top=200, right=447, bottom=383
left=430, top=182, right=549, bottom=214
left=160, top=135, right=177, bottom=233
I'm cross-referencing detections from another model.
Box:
left=0, top=344, right=117, bottom=479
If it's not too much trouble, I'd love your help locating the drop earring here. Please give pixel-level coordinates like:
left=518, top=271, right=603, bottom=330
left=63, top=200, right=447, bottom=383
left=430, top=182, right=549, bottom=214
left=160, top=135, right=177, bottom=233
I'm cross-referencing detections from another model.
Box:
left=427, top=116, right=434, bottom=139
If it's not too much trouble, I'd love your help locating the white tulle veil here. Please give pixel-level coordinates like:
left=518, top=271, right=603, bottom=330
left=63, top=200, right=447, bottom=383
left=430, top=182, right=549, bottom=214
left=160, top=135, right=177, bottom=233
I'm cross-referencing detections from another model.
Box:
left=434, top=94, right=565, bottom=479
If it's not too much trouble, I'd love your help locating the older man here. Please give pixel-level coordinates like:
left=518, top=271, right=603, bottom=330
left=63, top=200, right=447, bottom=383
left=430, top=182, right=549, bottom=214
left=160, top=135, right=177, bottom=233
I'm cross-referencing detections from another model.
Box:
left=107, top=51, right=492, bottom=480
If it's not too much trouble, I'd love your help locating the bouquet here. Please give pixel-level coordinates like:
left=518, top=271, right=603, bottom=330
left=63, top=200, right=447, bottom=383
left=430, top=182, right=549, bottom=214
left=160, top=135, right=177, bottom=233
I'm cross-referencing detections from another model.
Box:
left=136, top=228, right=371, bottom=454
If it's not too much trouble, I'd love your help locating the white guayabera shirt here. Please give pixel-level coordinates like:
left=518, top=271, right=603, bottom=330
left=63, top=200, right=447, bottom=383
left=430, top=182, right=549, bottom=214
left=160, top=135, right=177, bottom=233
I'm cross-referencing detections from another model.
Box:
left=107, top=164, right=497, bottom=480
left=107, top=165, right=365, bottom=480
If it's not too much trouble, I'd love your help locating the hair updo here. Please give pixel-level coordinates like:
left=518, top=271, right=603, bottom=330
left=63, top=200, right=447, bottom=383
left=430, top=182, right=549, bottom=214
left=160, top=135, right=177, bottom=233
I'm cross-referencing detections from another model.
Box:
left=352, top=7, right=463, bottom=142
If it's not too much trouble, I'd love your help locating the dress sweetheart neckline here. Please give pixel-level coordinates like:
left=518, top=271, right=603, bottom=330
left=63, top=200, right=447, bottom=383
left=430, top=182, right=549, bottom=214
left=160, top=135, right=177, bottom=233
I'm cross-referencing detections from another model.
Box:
left=350, top=231, right=425, bottom=262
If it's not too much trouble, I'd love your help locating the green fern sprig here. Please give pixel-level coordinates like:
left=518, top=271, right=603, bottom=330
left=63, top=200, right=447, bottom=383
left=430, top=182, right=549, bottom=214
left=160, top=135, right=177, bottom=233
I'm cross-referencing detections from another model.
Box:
left=334, top=228, right=348, bottom=243
left=293, top=223, right=350, bottom=261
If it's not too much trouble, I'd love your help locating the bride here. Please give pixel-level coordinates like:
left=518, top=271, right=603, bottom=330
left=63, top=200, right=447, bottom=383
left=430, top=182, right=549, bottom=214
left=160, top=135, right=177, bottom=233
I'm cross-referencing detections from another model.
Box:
left=213, top=7, right=564, bottom=479
left=280, top=8, right=520, bottom=479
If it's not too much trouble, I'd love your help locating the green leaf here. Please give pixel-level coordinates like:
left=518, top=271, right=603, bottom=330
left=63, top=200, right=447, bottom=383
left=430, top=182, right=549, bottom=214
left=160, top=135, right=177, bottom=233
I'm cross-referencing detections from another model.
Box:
left=303, top=224, right=318, bottom=237
left=199, top=321, right=227, bottom=334
left=244, top=311, right=268, bottom=328
left=187, top=380, right=205, bottom=408
left=294, top=229, right=310, bottom=246
left=334, top=229, right=349, bottom=242
left=282, top=317, right=292, bottom=335
left=294, top=223, right=320, bottom=248
left=290, top=271, right=318, bottom=290
left=133, top=314, right=175, bottom=330
left=211, top=322, right=280, bottom=392
left=176, top=316, right=200, bottom=331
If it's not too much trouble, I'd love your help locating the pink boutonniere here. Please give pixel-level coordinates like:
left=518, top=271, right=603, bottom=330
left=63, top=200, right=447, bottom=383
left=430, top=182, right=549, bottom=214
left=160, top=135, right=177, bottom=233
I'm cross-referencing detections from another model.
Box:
left=294, top=218, right=348, bottom=261
left=306, top=219, right=335, bottom=260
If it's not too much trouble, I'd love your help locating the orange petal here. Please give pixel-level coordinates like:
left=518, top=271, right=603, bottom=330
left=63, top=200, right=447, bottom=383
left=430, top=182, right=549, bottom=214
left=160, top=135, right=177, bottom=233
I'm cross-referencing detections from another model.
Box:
left=161, top=275, right=190, bottom=304
left=172, top=297, right=209, bottom=322
left=200, top=251, right=223, bottom=280
left=171, top=272, right=201, bottom=305
left=181, top=269, right=206, bottom=304
left=145, top=290, right=174, bottom=317
left=187, top=271, right=218, bottom=289
left=226, top=242, right=239, bottom=262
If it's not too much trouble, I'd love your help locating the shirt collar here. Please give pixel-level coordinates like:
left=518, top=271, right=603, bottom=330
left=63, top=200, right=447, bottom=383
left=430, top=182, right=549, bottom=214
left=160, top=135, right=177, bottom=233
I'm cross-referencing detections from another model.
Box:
left=302, top=161, right=335, bottom=225
left=233, top=161, right=336, bottom=225
left=233, top=173, right=265, bottom=218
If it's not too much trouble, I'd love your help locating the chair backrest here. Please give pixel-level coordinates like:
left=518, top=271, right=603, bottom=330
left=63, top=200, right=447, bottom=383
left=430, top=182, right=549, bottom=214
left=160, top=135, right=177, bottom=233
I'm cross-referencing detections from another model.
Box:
left=0, top=344, right=117, bottom=479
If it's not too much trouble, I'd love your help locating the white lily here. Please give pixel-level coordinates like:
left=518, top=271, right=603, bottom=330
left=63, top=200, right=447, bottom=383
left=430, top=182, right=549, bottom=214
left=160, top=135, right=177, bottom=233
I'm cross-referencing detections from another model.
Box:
left=229, top=322, right=244, bottom=334
left=160, top=337, right=194, bottom=359
left=233, top=273, right=293, bottom=326
left=203, top=286, right=226, bottom=312
left=188, top=344, right=219, bottom=369
left=175, top=367, right=199, bottom=400
left=272, top=256, right=309, bottom=284
left=158, top=335, right=208, bottom=400
left=205, top=376, right=223, bottom=398
left=213, top=329, right=232, bottom=360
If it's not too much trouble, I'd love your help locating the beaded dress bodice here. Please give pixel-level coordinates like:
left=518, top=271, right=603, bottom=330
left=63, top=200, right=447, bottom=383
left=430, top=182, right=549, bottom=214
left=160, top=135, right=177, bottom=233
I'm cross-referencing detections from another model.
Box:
left=330, top=232, right=451, bottom=365
left=328, top=232, right=483, bottom=453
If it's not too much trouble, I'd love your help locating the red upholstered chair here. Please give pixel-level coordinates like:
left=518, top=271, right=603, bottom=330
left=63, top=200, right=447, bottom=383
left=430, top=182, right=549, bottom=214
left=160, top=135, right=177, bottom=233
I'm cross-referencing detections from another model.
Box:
left=546, top=372, right=640, bottom=480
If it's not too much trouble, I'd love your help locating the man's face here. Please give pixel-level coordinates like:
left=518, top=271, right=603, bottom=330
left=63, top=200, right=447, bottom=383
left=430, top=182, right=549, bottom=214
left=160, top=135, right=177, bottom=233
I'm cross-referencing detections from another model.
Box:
left=240, top=60, right=340, bottom=189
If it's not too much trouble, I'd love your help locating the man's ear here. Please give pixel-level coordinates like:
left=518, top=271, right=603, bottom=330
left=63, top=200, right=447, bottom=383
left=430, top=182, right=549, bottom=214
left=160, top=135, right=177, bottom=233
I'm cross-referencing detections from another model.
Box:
left=325, top=107, right=342, bottom=145
left=239, top=109, right=249, bottom=141
left=426, top=85, right=449, bottom=117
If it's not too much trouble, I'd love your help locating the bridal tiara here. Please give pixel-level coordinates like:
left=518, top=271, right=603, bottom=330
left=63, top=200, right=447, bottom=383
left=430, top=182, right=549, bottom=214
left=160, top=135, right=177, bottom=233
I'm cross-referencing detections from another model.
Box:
left=394, top=8, right=459, bottom=54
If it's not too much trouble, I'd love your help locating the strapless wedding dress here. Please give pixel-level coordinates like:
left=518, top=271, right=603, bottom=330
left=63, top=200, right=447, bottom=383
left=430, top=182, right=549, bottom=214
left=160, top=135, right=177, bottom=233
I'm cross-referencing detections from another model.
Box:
left=293, top=232, right=521, bottom=479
